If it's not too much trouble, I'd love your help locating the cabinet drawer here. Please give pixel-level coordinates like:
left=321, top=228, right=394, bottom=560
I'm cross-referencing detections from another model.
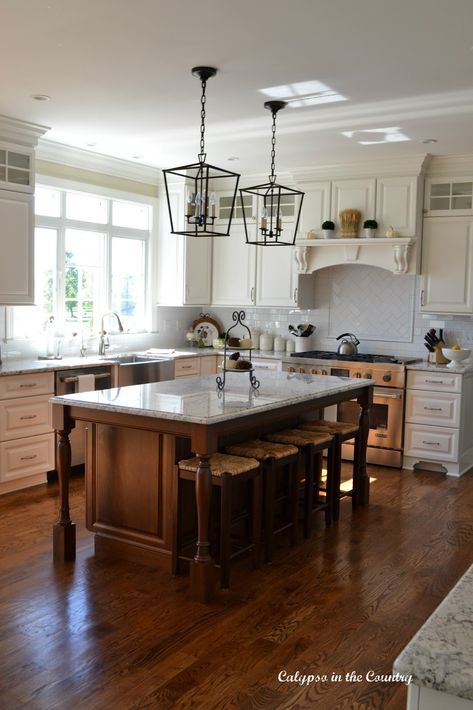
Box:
left=0, top=372, right=54, bottom=399
left=407, top=370, right=461, bottom=393
left=405, top=390, right=461, bottom=427
left=174, top=358, right=200, bottom=377
left=0, top=433, right=54, bottom=482
left=0, top=394, right=53, bottom=441
left=200, top=355, right=217, bottom=375
left=404, top=423, right=459, bottom=462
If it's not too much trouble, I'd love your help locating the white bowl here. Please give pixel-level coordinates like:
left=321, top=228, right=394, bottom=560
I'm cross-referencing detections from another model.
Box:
left=442, top=348, right=471, bottom=368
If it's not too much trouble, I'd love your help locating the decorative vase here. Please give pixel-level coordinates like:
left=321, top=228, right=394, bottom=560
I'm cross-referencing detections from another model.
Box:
left=364, top=228, right=376, bottom=239
left=323, top=230, right=335, bottom=239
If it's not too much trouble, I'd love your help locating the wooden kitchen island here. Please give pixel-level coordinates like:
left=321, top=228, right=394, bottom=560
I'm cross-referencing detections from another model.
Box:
left=50, top=371, right=373, bottom=602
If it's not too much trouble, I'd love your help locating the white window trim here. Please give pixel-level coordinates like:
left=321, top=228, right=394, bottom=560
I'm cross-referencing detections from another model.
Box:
left=6, top=176, right=158, bottom=339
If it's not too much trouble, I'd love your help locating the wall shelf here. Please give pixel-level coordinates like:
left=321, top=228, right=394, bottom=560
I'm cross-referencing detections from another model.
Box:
left=294, top=237, right=417, bottom=275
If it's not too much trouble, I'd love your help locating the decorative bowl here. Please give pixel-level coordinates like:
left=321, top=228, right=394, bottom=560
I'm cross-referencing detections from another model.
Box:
left=442, top=348, right=471, bottom=369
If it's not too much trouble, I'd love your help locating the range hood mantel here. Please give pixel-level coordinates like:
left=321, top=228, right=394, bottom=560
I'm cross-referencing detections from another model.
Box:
left=294, top=237, right=417, bottom=275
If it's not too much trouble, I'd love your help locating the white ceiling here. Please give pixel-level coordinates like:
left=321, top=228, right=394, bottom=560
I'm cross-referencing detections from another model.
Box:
left=2, top=0, right=473, bottom=175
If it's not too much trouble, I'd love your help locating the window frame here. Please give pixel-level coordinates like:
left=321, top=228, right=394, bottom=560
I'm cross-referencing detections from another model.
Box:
left=7, top=176, right=158, bottom=339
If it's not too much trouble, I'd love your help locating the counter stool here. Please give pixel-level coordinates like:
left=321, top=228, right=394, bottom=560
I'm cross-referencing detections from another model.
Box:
left=265, top=429, right=335, bottom=538
left=173, top=452, right=261, bottom=589
left=225, top=439, right=299, bottom=564
left=299, top=420, right=361, bottom=521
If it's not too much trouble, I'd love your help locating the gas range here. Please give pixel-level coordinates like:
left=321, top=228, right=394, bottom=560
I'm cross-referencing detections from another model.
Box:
left=283, top=351, right=419, bottom=388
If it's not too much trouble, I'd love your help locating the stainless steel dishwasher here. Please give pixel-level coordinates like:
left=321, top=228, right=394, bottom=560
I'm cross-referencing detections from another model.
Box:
left=54, top=365, right=113, bottom=467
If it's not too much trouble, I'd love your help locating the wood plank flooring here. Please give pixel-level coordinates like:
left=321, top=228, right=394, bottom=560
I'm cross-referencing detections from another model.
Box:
left=1, top=465, right=473, bottom=709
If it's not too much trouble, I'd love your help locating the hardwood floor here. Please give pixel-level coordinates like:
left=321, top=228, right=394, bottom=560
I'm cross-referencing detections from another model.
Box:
left=1, top=465, right=473, bottom=709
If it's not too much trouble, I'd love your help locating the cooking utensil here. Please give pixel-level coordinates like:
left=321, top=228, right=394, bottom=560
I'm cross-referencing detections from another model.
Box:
left=336, top=332, right=360, bottom=355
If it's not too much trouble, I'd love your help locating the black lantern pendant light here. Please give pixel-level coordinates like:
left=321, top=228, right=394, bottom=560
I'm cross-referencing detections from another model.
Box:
left=240, top=101, right=304, bottom=246
left=163, top=67, right=240, bottom=237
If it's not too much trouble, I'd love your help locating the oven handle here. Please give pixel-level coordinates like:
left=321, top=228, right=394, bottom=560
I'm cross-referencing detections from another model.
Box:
left=373, top=388, right=403, bottom=399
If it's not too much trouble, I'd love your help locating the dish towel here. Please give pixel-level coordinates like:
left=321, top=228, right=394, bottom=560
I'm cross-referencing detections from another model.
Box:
left=76, top=374, right=95, bottom=392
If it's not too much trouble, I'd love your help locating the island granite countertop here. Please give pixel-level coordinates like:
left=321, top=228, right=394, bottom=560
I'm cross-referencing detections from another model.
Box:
left=393, top=563, right=473, bottom=702
left=49, top=370, right=373, bottom=425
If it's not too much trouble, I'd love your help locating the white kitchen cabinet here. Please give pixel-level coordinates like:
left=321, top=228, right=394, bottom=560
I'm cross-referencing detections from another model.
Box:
left=420, top=217, right=473, bottom=314
left=297, top=180, right=331, bottom=237
left=211, top=193, right=313, bottom=308
left=331, top=178, right=376, bottom=236
left=376, top=176, right=418, bottom=237
left=0, top=372, right=55, bottom=494
left=403, top=368, right=473, bottom=476
left=424, top=178, right=473, bottom=216
left=0, top=143, right=34, bottom=193
left=156, top=185, right=211, bottom=306
left=0, top=190, right=34, bottom=304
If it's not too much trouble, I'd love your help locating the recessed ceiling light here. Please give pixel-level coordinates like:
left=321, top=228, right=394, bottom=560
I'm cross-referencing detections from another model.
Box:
left=422, top=138, right=438, bottom=144
left=31, top=94, right=51, bottom=102
left=86, top=142, right=98, bottom=148
left=132, top=154, right=144, bottom=160
left=227, top=156, right=240, bottom=161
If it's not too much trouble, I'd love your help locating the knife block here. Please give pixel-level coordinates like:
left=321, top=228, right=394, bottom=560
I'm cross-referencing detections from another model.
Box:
left=434, top=342, right=449, bottom=365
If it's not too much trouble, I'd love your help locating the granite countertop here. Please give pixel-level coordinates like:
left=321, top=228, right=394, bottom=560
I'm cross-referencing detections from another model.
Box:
left=0, top=348, right=286, bottom=377
left=407, top=361, right=473, bottom=374
left=49, top=370, right=372, bottom=425
left=393, top=563, right=473, bottom=700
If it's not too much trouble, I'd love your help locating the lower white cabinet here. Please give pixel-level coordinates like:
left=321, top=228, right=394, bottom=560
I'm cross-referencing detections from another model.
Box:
left=0, top=372, right=55, bottom=493
left=0, top=190, right=34, bottom=304
left=403, top=368, right=473, bottom=476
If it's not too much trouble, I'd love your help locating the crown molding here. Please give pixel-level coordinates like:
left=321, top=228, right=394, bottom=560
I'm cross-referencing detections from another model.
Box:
left=425, top=154, right=473, bottom=177
left=37, top=139, right=160, bottom=184
left=0, top=114, right=50, bottom=147
left=292, top=154, right=430, bottom=182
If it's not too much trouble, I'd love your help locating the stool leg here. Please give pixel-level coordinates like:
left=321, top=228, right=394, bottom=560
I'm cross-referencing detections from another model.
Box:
left=303, top=446, right=314, bottom=539
left=325, top=445, right=335, bottom=526
left=219, top=473, right=232, bottom=589
left=264, top=462, right=275, bottom=563
left=252, top=472, right=263, bottom=569
left=331, top=440, right=342, bottom=523
left=289, top=460, right=299, bottom=546
left=352, top=433, right=362, bottom=511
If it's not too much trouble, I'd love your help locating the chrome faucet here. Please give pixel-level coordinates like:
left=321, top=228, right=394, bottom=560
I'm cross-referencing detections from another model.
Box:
left=99, top=312, right=124, bottom=355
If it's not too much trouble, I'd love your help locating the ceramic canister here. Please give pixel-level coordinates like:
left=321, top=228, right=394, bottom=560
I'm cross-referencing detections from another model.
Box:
left=259, top=332, right=273, bottom=351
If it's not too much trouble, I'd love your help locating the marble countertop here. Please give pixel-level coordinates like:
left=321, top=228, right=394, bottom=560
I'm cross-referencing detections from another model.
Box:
left=393, top=563, right=473, bottom=700
left=49, top=371, right=372, bottom=425
left=407, top=361, right=473, bottom=374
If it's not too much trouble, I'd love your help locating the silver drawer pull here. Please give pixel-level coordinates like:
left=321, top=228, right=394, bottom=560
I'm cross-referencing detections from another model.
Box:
left=425, top=379, right=445, bottom=384
left=19, top=383, right=38, bottom=388
left=20, top=454, right=37, bottom=461
left=20, top=415, right=37, bottom=420
left=423, top=407, right=443, bottom=411
left=422, top=440, right=440, bottom=446
left=181, top=365, right=193, bottom=370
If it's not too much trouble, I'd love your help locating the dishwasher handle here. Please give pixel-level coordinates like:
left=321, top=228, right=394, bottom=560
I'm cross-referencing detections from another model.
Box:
left=58, top=372, right=111, bottom=384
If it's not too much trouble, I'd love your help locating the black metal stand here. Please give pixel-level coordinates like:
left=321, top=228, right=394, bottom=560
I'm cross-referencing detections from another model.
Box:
left=216, top=310, right=260, bottom=392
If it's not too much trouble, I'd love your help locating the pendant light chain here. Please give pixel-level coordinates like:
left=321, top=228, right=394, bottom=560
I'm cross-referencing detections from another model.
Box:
left=199, top=77, right=207, bottom=161
left=269, top=109, right=277, bottom=183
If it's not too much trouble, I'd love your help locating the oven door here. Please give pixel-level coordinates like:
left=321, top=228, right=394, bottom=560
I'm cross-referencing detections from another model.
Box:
left=337, top=386, right=404, bottom=451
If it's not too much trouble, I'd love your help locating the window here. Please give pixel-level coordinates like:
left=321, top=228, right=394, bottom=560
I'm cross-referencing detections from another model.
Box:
left=11, top=182, right=153, bottom=338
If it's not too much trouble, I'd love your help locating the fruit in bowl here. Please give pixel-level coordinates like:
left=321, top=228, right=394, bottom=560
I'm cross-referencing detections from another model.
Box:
left=442, top=348, right=471, bottom=369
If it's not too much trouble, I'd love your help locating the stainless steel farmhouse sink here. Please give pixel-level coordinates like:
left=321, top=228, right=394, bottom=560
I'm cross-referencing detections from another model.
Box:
left=101, top=353, right=175, bottom=385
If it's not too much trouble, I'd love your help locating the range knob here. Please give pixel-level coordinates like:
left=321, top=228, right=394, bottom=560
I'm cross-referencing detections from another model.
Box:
left=311, top=368, right=317, bottom=375
left=299, top=367, right=305, bottom=374
left=353, top=371, right=362, bottom=379
left=363, top=371, right=373, bottom=379
left=382, top=372, right=392, bottom=382
left=288, top=366, right=295, bottom=373
left=320, top=369, right=328, bottom=376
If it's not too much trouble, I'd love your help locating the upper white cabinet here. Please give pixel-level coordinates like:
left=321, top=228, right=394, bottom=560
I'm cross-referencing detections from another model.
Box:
left=331, top=179, right=376, bottom=235
left=156, top=184, right=211, bottom=306
left=376, top=176, right=418, bottom=237
left=421, top=216, right=473, bottom=314
left=0, top=144, right=34, bottom=193
left=211, top=191, right=313, bottom=308
left=0, top=190, right=34, bottom=304
left=424, top=178, right=473, bottom=216
left=297, top=181, right=331, bottom=237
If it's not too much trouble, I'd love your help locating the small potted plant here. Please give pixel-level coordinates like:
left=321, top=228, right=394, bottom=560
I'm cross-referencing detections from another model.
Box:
left=322, top=220, right=335, bottom=239
left=363, top=219, right=378, bottom=238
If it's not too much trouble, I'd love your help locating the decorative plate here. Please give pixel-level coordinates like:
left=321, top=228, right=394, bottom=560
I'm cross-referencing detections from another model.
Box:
left=192, top=314, right=222, bottom=347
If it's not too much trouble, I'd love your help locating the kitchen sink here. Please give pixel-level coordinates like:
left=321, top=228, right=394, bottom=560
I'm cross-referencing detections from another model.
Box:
left=101, top=353, right=175, bottom=385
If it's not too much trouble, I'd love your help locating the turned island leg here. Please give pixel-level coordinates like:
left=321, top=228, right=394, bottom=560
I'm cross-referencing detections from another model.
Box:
left=190, top=453, right=216, bottom=603
left=53, top=423, right=76, bottom=561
